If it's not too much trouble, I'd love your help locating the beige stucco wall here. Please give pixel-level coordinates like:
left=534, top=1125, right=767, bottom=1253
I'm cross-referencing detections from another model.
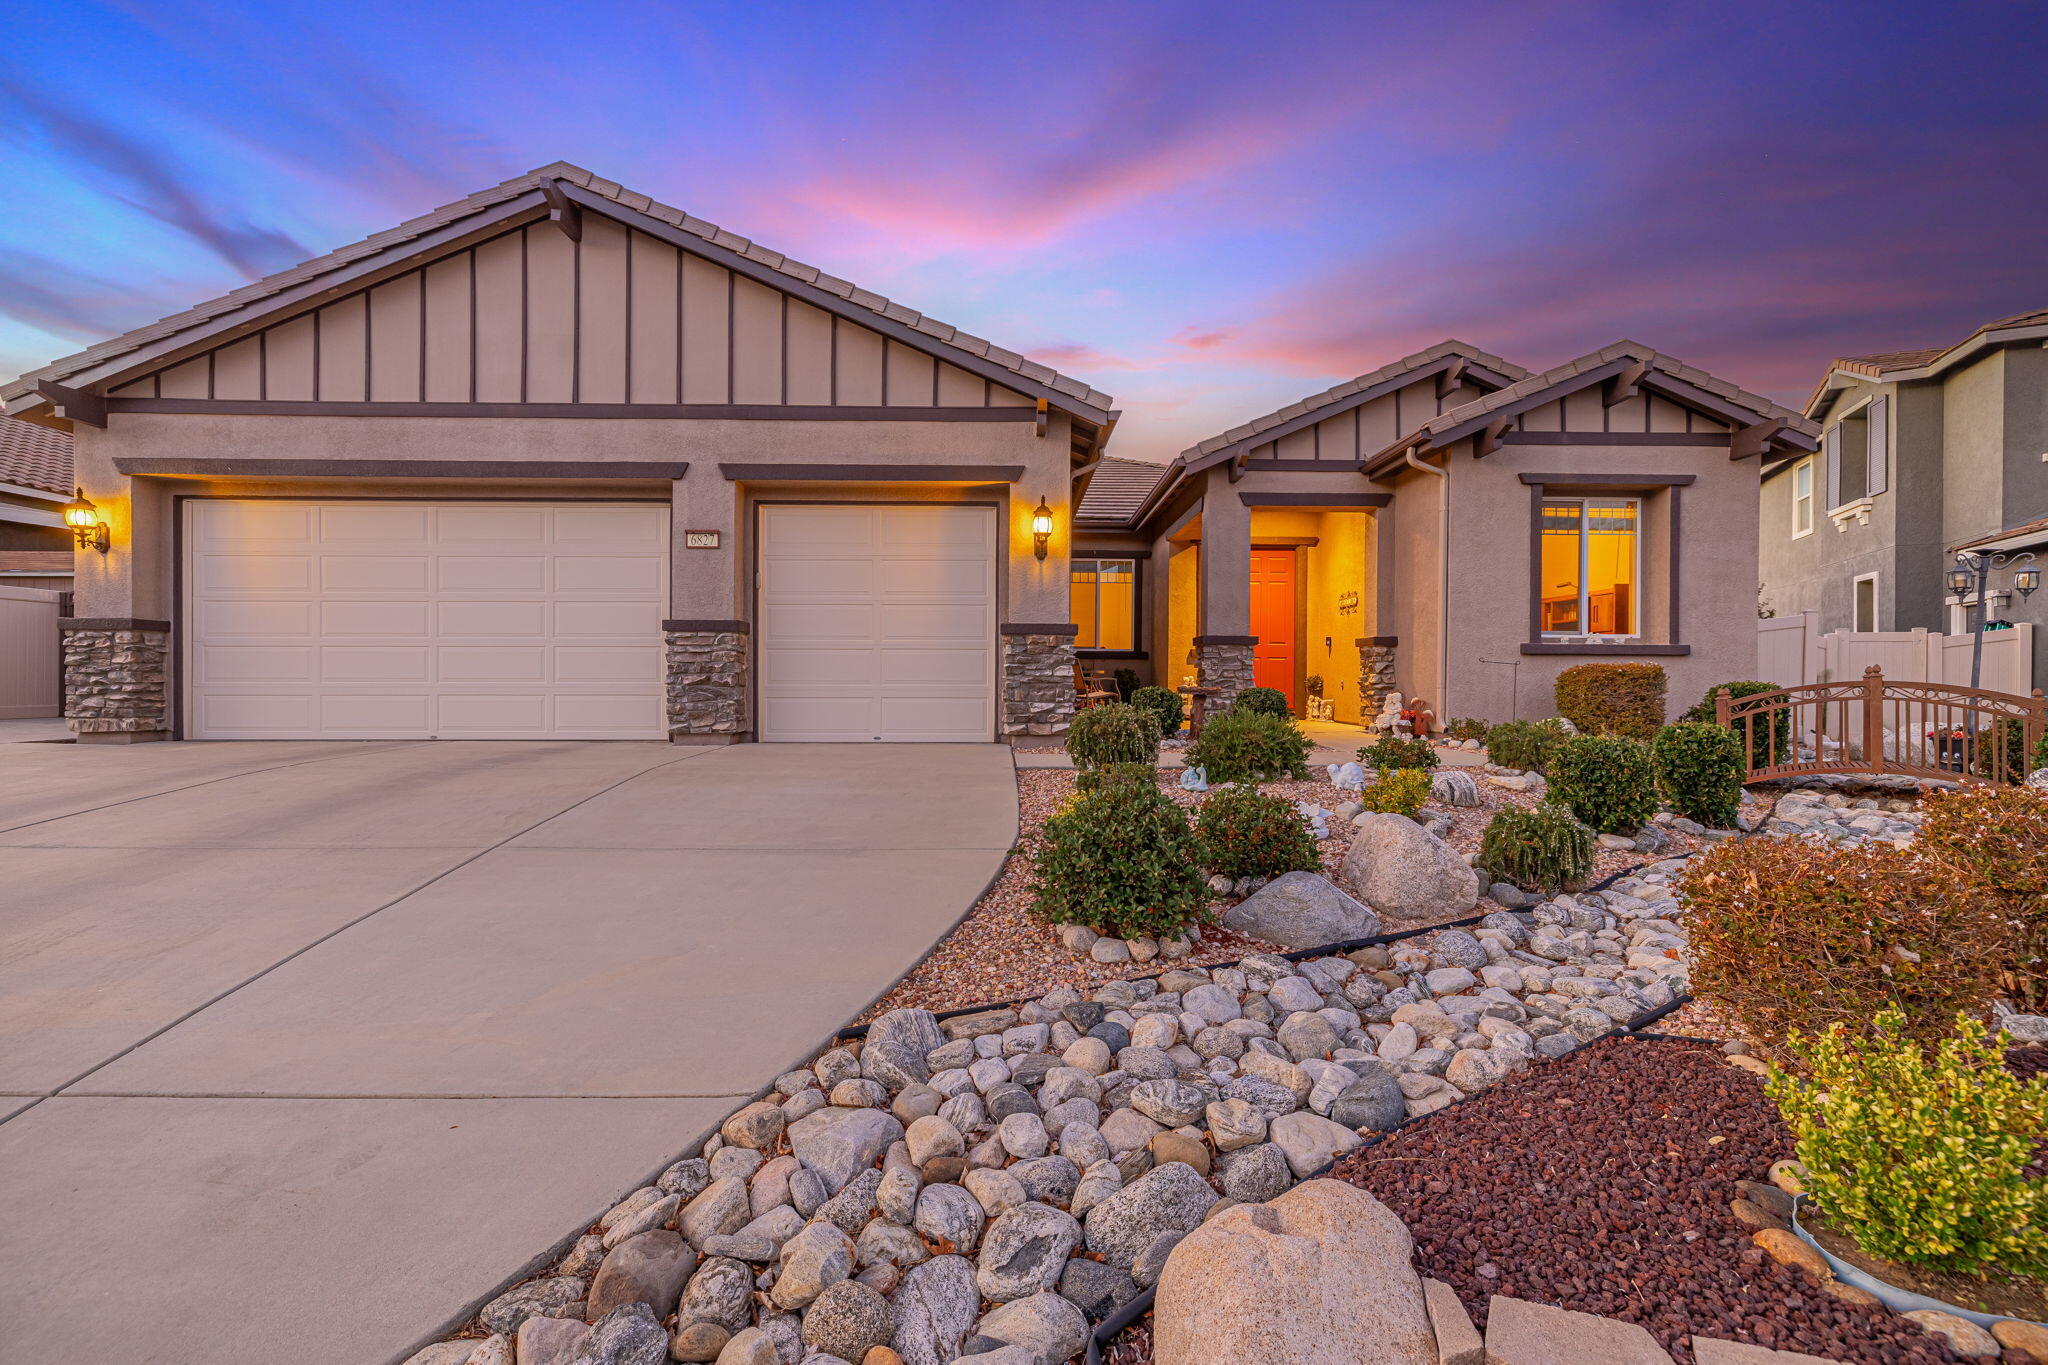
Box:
left=66, top=410, right=1074, bottom=632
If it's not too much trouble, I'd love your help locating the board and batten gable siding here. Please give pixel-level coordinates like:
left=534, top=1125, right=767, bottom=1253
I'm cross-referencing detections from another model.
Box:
left=1249, top=377, right=1494, bottom=462
left=107, top=218, right=1037, bottom=411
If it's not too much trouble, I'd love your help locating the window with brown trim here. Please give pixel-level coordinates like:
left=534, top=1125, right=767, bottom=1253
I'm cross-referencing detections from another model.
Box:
left=1539, top=498, right=1639, bottom=638
left=1071, top=558, right=1137, bottom=651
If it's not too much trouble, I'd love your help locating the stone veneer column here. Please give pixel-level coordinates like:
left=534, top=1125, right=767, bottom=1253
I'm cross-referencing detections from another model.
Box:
left=664, top=620, right=748, bottom=742
left=1194, top=635, right=1257, bottom=698
left=61, top=618, right=171, bottom=743
left=1357, top=637, right=1399, bottom=718
left=999, top=624, right=1077, bottom=737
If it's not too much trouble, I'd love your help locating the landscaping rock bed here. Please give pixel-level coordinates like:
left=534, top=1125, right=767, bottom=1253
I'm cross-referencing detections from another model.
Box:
left=1331, top=1035, right=1964, bottom=1365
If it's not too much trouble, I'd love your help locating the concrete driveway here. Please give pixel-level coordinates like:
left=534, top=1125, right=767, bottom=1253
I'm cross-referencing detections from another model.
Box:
left=0, top=739, right=1016, bottom=1365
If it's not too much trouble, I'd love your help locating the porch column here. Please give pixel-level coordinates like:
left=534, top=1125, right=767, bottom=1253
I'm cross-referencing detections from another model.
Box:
left=1195, top=474, right=1255, bottom=695
left=64, top=439, right=172, bottom=743
left=1360, top=506, right=1399, bottom=719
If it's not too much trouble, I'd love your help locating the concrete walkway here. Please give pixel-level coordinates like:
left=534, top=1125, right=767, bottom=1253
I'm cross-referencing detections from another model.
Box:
left=0, top=740, right=1016, bottom=1365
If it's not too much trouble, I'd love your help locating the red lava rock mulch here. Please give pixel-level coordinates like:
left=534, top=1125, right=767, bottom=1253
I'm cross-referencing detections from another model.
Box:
left=1331, top=1035, right=1963, bottom=1365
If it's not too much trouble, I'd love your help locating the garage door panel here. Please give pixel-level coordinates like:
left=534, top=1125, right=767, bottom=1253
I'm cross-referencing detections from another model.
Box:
left=196, top=554, right=312, bottom=592
left=322, top=556, right=430, bottom=592
left=188, top=501, right=666, bottom=739
left=436, top=646, right=549, bottom=681
left=321, top=601, right=433, bottom=637
left=320, top=647, right=431, bottom=681
left=199, top=646, right=315, bottom=682
left=438, top=556, right=548, bottom=591
left=321, top=505, right=430, bottom=541
left=759, top=504, right=993, bottom=742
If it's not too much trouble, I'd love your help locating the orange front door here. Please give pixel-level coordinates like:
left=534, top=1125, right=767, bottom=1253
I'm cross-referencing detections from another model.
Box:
left=1249, top=549, right=1296, bottom=708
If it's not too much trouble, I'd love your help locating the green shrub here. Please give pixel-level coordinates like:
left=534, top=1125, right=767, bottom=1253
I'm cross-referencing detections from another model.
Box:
left=1682, top=836, right=2006, bottom=1053
left=1681, top=679, right=1790, bottom=768
left=1076, top=761, right=1157, bottom=795
left=1476, top=804, right=1595, bottom=893
left=1356, top=734, right=1438, bottom=772
left=1187, top=709, right=1312, bottom=784
left=1066, top=702, right=1158, bottom=770
left=1233, top=686, right=1290, bottom=717
left=1651, top=722, right=1744, bottom=828
left=1484, top=718, right=1568, bottom=773
left=1766, top=1008, right=2048, bottom=1276
left=1030, top=783, right=1207, bottom=940
left=1547, top=734, right=1657, bottom=834
left=1357, top=767, right=1432, bottom=819
left=1112, top=667, right=1139, bottom=701
left=1130, top=685, right=1185, bottom=738
left=1554, top=662, right=1667, bottom=739
left=1443, top=716, right=1491, bottom=742
left=1195, top=786, right=1320, bottom=881
left=1970, top=716, right=2033, bottom=784
left=1917, top=784, right=2048, bottom=1014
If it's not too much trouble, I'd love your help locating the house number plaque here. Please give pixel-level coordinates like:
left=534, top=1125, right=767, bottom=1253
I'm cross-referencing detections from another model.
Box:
left=684, top=530, right=721, bottom=549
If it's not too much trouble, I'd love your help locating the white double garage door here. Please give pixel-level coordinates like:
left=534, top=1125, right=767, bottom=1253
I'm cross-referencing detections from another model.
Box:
left=185, top=499, right=996, bottom=741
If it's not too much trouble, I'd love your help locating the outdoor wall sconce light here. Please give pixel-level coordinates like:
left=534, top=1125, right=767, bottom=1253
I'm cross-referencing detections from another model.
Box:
left=1946, top=567, right=1973, bottom=595
left=63, top=487, right=109, bottom=553
left=1031, top=498, right=1054, bottom=560
left=2015, top=567, right=2042, bottom=597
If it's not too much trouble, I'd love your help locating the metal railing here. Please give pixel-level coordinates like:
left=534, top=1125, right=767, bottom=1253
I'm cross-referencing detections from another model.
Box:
left=1717, top=666, right=2048, bottom=784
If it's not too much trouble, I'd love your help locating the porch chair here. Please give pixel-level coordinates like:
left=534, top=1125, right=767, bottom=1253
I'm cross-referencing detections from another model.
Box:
left=1073, top=664, right=1117, bottom=712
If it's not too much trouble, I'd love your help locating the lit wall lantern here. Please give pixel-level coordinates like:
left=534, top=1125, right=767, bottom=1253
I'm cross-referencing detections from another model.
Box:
left=1946, top=567, right=1973, bottom=596
left=1031, top=497, right=1054, bottom=561
left=63, top=487, right=110, bottom=553
left=2016, top=567, right=2042, bottom=597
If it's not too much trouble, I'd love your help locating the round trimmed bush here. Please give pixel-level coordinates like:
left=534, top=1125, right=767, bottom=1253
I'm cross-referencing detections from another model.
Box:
left=1233, top=686, right=1290, bottom=717
left=1066, top=702, right=1158, bottom=770
left=1476, top=803, right=1595, bottom=893
left=1186, top=708, right=1312, bottom=784
left=1030, top=782, right=1207, bottom=940
left=1483, top=718, right=1568, bottom=773
left=1554, top=662, right=1666, bottom=739
left=1651, top=722, right=1744, bottom=828
left=1130, top=685, right=1185, bottom=738
left=1357, top=734, right=1437, bottom=772
left=1195, top=786, right=1319, bottom=881
left=1547, top=734, right=1657, bottom=834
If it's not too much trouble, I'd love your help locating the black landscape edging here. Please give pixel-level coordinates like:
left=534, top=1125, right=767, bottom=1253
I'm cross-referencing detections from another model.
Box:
left=1076, top=995, right=1695, bottom=1364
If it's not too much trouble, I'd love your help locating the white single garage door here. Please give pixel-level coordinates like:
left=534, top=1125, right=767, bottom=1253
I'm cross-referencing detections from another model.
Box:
left=185, top=499, right=668, bottom=739
left=758, top=504, right=996, bottom=742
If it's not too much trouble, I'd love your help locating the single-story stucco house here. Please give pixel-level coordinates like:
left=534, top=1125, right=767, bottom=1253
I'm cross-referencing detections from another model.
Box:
left=0, top=163, right=1118, bottom=744
left=1071, top=341, right=1820, bottom=726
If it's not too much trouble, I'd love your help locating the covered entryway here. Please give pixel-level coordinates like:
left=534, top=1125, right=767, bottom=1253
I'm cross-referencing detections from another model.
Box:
left=184, top=499, right=668, bottom=740
left=756, top=504, right=997, bottom=741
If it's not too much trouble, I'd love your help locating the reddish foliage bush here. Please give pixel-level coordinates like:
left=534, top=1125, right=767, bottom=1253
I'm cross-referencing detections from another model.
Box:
left=1915, top=783, right=2048, bottom=1013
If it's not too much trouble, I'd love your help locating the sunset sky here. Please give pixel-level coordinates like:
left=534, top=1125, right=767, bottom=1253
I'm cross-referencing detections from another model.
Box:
left=4, top=0, right=2045, bottom=462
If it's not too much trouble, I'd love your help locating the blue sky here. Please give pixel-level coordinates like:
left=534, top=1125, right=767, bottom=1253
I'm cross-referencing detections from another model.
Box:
left=4, top=0, right=2046, bottom=460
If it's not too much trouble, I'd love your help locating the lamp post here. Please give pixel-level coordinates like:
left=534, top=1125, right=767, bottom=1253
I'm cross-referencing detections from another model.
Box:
left=1947, top=549, right=2040, bottom=690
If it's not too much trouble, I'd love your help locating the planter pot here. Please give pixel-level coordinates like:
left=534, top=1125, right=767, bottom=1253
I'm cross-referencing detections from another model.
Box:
left=1789, top=1200, right=2039, bottom=1333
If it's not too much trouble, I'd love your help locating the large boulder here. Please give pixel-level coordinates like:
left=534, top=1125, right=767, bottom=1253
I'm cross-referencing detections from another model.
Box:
left=1338, top=814, right=1478, bottom=922
left=1153, top=1179, right=1434, bottom=1365
left=1221, top=871, right=1380, bottom=950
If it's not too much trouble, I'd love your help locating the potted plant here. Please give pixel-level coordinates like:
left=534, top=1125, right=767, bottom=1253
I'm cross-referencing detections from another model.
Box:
left=1764, top=1008, right=2048, bottom=1330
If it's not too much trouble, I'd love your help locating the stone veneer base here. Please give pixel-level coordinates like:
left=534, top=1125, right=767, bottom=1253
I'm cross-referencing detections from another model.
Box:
left=1195, top=641, right=1256, bottom=698
left=665, top=630, right=748, bottom=738
left=62, top=627, right=171, bottom=740
left=1001, top=631, right=1077, bottom=736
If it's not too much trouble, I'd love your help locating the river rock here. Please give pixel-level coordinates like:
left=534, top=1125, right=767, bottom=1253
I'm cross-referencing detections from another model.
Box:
left=789, top=1106, right=903, bottom=1193
left=571, top=1301, right=668, bottom=1365
left=480, top=1275, right=587, bottom=1334
left=588, top=1230, right=693, bottom=1318
left=1083, top=1161, right=1218, bottom=1267
left=676, top=1256, right=753, bottom=1333
left=1222, top=871, right=1380, bottom=950
left=1153, top=1180, right=1433, bottom=1365
left=770, top=1220, right=855, bottom=1309
left=889, top=1254, right=980, bottom=1365
left=973, top=1291, right=1091, bottom=1365
left=976, top=1201, right=1082, bottom=1301
left=800, top=1280, right=896, bottom=1361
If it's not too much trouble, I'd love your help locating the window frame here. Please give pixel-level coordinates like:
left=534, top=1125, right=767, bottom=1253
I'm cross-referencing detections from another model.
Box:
left=1852, top=571, right=1880, bottom=633
left=1791, top=458, right=1813, bottom=538
left=1070, top=555, right=1143, bottom=655
left=1538, top=495, right=1643, bottom=642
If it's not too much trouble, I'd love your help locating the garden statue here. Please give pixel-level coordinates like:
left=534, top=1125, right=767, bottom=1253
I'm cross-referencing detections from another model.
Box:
left=1403, top=697, right=1437, bottom=740
left=1373, top=691, right=1408, bottom=734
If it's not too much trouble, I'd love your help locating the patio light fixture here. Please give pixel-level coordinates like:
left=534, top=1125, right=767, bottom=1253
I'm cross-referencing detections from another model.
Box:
left=1948, top=548, right=2039, bottom=689
left=1031, top=498, right=1054, bottom=560
left=62, top=487, right=110, bottom=553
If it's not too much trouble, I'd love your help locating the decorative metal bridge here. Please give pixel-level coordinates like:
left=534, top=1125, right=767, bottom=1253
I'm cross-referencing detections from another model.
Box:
left=1717, top=666, right=2047, bottom=785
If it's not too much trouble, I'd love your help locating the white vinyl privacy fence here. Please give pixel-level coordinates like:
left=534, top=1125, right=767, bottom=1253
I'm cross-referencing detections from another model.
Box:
left=0, top=585, right=62, bottom=719
left=1758, top=611, right=2034, bottom=694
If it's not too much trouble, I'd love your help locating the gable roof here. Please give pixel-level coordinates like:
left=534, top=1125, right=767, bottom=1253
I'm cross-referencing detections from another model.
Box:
left=1076, top=457, right=1173, bottom=528
left=1366, top=340, right=1818, bottom=473
left=1178, top=339, right=1528, bottom=470
left=0, top=417, right=73, bottom=497
left=1804, top=306, right=2048, bottom=418
left=1, top=162, right=1115, bottom=427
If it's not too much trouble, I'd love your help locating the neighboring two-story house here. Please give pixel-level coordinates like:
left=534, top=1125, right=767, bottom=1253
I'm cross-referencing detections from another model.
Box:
left=1760, top=308, right=2048, bottom=676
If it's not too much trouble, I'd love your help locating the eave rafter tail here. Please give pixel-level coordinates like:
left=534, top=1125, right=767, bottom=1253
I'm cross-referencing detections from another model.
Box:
left=539, top=179, right=582, bottom=241
left=35, top=381, right=106, bottom=429
left=1473, top=415, right=1511, bottom=458
left=1435, top=354, right=1468, bottom=400
left=1603, top=359, right=1647, bottom=407
left=1729, top=418, right=1790, bottom=461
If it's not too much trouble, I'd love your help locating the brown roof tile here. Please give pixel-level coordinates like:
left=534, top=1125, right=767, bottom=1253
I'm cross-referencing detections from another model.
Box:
left=1076, top=457, right=1173, bottom=526
left=0, top=418, right=73, bottom=496
left=1, top=161, right=1115, bottom=419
